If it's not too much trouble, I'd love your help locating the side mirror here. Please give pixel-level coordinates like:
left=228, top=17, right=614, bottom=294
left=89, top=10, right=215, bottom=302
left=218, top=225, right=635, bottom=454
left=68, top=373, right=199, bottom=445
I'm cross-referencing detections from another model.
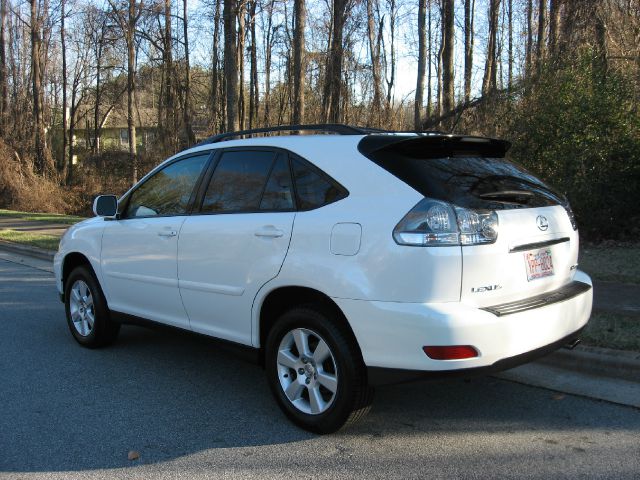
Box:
left=93, top=195, right=118, bottom=218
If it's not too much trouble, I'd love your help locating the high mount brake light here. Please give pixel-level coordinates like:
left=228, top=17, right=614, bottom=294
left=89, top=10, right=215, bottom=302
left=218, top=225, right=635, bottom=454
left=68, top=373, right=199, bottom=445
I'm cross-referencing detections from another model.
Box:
left=393, top=198, right=499, bottom=247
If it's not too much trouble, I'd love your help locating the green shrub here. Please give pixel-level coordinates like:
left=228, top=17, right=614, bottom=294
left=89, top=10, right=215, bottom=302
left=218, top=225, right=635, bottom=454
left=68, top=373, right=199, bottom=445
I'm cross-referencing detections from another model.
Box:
left=507, top=54, right=640, bottom=240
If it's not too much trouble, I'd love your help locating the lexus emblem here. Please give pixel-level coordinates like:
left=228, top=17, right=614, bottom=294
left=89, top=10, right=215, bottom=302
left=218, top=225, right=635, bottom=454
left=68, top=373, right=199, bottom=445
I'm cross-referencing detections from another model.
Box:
left=536, top=215, right=549, bottom=231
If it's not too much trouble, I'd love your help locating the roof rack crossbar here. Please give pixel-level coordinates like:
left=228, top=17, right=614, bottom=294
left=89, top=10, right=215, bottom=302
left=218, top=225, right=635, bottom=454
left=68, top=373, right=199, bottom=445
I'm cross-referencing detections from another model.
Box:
left=199, top=123, right=374, bottom=144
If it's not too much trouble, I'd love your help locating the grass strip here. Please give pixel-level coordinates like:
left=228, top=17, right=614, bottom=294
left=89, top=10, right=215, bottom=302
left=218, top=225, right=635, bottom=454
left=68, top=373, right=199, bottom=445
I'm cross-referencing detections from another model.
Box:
left=0, top=229, right=60, bottom=251
left=579, top=245, right=640, bottom=285
left=0, top=209, right=85, bottom=225
left=581, top=311, right=640, bottom=352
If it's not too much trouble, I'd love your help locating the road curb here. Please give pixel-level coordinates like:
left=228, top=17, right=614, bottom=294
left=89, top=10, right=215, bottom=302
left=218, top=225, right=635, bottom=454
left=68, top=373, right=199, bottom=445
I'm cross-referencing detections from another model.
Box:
left=0, top=240, right=55, bottom=261
left=538, top=345, right=640, bottom=383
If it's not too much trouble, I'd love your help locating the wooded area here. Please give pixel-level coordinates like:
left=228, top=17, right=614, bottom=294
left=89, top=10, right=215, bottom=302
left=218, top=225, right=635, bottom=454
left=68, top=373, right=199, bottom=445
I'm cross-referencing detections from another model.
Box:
left=0, top=0, right=638, bottom=239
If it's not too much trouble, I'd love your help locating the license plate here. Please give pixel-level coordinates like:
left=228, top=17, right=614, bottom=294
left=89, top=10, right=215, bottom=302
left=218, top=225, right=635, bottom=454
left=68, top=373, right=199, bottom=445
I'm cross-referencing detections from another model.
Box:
left=524, top=248, right=554, bottom=281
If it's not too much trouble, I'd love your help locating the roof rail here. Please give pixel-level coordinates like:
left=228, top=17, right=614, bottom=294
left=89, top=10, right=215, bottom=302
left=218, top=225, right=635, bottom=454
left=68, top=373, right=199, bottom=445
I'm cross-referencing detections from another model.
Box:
left=198, top=123, right=380, bottom=145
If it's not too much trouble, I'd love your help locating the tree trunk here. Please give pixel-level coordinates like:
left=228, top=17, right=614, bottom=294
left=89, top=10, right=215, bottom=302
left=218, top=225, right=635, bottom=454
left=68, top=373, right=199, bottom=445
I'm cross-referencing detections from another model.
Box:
left=248, top=0, right=259, bottom=128
left=30, top=0, right=52, bottom=175
left=223, top=0, right=239, bottom=131
left=60, top=0, right=68, bottom=179
left=164, top=0, right=175, bottom=151
left=292, top=0, right=305, bottom=124
left=323, top=0, right=348, bottom=123
left=415, top=0, right=426, bottom=129
left=426, top=1, right=432, bottom=118
left=367, top=0, right=382, bottom=124
left=0, top=0, right=8, bottom=135
left=507, top=0, right=513, bottom=88
left=536, top=0, right=546, bottom=68
left=482, top=0, right=500, bottom=95
left=237, top=1, right=246, bottom=130
left=211, top=0, right=221, bottom=130
left=464, top=0, right=474, bottom=103
left=526, top=0, right=533, bottom=76
left=548, top=0, right=561, bottom=56
left=263, top=0, right=274, bottom=125
left=182, top=0, right=195, bottom=146
left=385, top=0, right=396, bottom=110
left=441, top=0, right=454, bottom=115
left=126, top=0, right=138, bottom=184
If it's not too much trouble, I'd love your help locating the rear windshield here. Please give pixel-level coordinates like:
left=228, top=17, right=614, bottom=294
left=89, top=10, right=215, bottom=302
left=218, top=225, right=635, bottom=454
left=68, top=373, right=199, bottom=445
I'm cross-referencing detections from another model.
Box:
left=365, top=153, right=565, bottom=210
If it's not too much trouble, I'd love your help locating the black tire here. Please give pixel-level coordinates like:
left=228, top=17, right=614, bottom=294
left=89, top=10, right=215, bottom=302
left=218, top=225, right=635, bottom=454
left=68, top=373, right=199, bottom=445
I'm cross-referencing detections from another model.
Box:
left=64, top=265, right=120, bottom=348
left=265, top=306, right=374, bottom=434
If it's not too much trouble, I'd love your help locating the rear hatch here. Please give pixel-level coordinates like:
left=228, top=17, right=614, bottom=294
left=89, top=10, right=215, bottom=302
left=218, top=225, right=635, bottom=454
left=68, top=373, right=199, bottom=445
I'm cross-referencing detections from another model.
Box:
left=359, top=134, right=579, bottom=305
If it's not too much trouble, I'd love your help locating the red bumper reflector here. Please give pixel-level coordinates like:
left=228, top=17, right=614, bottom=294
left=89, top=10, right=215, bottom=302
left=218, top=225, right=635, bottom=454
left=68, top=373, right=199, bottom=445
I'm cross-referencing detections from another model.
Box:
left=423, top=345, right=478, bottom=360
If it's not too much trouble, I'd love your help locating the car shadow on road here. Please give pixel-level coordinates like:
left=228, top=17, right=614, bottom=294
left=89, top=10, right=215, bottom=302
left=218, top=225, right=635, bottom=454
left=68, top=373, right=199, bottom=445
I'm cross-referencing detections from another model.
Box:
left=2, top=320, right=637, bottom=473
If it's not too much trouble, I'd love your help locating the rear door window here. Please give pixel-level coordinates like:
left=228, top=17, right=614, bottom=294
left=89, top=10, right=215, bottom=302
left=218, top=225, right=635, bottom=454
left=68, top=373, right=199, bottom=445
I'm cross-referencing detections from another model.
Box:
left=291, top=157, right=347, bottom=210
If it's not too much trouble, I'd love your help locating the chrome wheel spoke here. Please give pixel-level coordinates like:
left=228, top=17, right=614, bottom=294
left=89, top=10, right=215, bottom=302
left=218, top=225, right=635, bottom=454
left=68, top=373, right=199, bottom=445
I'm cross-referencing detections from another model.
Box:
left=317, top=371, right=338, bottom=393
left=284, top=380, right=304, bottom=402
left=313, top=339, right=331, bottom=364
left=277, top=350, right=299, bottom=370
left=71, top=288, right=82, bottom=304
left=85, top=311, right=95, bottom=330
left=292, top=329, right=310, bottom=357
left=308, top=386, right=325, bottom=414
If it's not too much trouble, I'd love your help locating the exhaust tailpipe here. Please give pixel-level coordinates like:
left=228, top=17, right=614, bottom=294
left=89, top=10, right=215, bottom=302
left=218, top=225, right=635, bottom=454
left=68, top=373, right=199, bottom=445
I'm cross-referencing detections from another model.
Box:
left=563, top=338, right=581, bottom=350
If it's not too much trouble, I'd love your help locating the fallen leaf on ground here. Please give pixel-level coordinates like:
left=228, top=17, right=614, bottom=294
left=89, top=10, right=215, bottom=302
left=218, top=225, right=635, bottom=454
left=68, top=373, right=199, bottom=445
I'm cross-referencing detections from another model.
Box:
left=128, top=450, right=140, bottom=461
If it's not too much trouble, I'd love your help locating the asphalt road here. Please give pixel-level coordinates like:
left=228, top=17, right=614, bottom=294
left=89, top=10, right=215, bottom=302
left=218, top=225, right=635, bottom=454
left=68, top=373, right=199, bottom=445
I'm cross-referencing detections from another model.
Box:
left=1, top=258, right=639, bottom=480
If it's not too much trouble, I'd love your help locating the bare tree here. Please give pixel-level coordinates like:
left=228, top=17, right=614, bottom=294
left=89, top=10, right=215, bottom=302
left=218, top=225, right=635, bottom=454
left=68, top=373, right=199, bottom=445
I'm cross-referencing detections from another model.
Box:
left=526, top=0, right=533, bottom=75
left=163, top=0, right=176, bottom=151
left=536, top=0, right=546, bottom=68
left=30, top=0, right=53, bottom=174
left=415, top=0, right=427, bottom=129
left=210, top=0, right=222, bottom=130
left=464, top=0, right=475, bottom=103
left=248, top=0, right=259, bottom=127
left=507, top=0, right=513, bottom=88
left=224, top=0, right=239, bottom=131
left=323, top=0, right=349, bottom=123
left=108, top=0, right=143, bottom=184
left=60, top=0, right=68, bottom=176
left=0, top=0, right=8, bottom=134
left=367, top=0, right=382, bottom=124
left=548, top=0, right=561, bottom=56
left=292, top=0, right=304, bottom=124
left=441, top=0, right=454, bottom=114
left=482, top=0, right=500, bottom=95
left=182, top=0, right=194, bottom=146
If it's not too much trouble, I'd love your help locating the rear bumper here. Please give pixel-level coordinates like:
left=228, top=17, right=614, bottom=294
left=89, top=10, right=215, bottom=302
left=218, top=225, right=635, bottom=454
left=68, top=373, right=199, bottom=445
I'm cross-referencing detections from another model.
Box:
left=334, top=270, right=593, bottom=377
left=367, top=327, right=583, bottom=386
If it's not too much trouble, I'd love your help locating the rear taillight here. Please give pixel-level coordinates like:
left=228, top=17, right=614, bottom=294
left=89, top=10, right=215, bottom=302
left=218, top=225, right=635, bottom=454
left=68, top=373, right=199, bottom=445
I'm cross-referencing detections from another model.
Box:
left=393, top=198, right=498, bottom=247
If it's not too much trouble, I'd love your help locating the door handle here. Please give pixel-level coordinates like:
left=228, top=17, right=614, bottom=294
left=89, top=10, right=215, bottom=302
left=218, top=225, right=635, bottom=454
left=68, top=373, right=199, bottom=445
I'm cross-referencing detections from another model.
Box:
left=158, top=230, right=178, bottom=238
left=255, top=226, right=284, bottom=238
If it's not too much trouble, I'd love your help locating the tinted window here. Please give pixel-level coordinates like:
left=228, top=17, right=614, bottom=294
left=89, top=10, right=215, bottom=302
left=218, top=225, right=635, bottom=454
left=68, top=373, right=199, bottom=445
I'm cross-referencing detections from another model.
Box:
left=363, top=139, right=564, bottom=210
left=126, top=154, right=209, bottom=218
left=201, top=150, right=275, bottom=213
left=291, top=158, right=345, bottom=210
left=260, top=155, right=294, bottom=211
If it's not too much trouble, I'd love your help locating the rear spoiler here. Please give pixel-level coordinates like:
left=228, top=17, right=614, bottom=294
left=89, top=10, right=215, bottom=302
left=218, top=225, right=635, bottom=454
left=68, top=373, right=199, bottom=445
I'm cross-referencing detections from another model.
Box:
left=357, top=134, right=511, bottom=159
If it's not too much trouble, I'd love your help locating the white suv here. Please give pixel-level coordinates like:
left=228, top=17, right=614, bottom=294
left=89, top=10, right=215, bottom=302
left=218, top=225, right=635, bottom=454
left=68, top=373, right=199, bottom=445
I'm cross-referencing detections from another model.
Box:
left=54, top=125, right=593, bottom=433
